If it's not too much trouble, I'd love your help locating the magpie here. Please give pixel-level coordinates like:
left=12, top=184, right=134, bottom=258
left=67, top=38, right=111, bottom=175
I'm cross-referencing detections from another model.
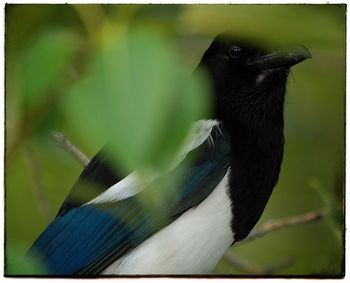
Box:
left=27, top=32, right=311, bottom=275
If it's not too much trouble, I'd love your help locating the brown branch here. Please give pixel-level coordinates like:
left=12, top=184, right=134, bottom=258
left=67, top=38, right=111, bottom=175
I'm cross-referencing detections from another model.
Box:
left=222, top=209, right=326, bottom=273
left=262, top=256, right=295, bottom=274
left=50, top=131, right=90, bottom=167
left=222, top=253, right=265, bottom=274
left=240, top=209, right=327, bottom=244
left=24, top=146, right=53, bottom=221
left=223, top=253, right=294, bottom=275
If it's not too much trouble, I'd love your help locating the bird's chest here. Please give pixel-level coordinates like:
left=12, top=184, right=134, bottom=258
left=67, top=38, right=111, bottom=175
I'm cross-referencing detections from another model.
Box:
left=102, top=172, right=234, bottom=275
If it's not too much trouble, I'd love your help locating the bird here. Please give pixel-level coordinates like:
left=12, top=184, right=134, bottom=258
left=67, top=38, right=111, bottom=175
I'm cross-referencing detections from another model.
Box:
left=27, top=32, right=311, bottom=276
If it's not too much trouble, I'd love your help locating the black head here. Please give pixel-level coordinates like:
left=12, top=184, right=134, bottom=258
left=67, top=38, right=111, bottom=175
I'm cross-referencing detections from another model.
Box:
left=199, top=32, right=311, bottom=132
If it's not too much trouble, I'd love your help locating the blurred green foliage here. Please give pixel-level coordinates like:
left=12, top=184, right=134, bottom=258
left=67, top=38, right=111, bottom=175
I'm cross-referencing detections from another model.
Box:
left=65, top=25, right=209, bottom=174
left=5, top=242, right=48, bottom=275
left=5, top=4, right=345, bottom=276
left=20, top=30, right=77, bottom=110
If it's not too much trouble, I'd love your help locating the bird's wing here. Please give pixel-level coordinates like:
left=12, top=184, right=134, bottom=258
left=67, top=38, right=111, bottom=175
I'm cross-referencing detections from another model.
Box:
left=56, top=146, right=128, bottom=217
left=28, top=120, right=231, bottom=275
left=57, top=119, right=220, bottom=216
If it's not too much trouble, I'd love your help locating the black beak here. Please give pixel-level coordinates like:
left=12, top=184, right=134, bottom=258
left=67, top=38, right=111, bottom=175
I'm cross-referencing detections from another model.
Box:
left=247, top=46, right=312, bottom=71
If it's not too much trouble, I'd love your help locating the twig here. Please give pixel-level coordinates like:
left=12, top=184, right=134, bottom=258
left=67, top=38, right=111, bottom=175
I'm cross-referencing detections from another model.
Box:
left=24, top=146, right=53, bottom=221
left=223, top=253, right=294, bottom=274
left=222, top=209, right=326, bottom=273
left=50, top=131, right=90, bottom=167
left=262, top=256, right=295, bottom=274
left=222, top=252, right=265, bottom=274
left=240, top=209, right=327, bottom=244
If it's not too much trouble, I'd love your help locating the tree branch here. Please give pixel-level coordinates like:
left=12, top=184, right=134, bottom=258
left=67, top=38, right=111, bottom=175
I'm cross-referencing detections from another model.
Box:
left=240, top=208, right=327, bottom=244
left=24, top=146, right=53, bottom=221
left=50, top=131, right=90, bottom=167
left=262, top=256, right=294, bottom=274
left=222, top=252, right=294, bottom=274
left=222, top=209, right=326, bottom=273
left=222, top=252, right=264, bottom=274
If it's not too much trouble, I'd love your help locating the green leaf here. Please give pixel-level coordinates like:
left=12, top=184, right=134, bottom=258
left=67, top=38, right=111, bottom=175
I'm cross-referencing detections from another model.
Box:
left=308, top=177, right=343, bottom=243
left=19, top=29, right=77, bottom=110
left=65, top=25, right=210, bottom=174
left=5, top=242, right=48, bottom=275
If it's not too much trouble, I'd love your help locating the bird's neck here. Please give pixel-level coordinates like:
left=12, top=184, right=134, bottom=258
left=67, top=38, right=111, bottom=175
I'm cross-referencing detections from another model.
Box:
left=225, top=122, right=284, bottom=242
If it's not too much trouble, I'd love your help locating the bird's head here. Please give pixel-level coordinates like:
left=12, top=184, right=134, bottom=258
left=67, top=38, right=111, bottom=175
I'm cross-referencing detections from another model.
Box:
left=199, top=32, right=311, bottom=131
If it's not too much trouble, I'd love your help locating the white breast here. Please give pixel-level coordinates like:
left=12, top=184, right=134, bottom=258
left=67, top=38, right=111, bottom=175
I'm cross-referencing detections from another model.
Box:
left=102, top=170, right=234, bottom=275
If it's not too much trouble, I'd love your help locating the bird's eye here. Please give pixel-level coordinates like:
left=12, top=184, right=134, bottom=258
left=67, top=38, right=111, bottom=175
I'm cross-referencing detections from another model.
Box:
left=229, top=45, right=242, bottom=59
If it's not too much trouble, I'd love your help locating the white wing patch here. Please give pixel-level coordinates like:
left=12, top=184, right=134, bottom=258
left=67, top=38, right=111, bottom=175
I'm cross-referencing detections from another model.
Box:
left=86, top=119, right=220, bottom=205
left=85, top=172, right=153, bottom=204
left=169, top=119, right=220, bottom=169
left=181, top=119, right=221, bottom=153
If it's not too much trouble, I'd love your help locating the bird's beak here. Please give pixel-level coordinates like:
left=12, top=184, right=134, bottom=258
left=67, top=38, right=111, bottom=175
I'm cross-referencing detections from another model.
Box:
left=247, top=46, right=312, bottom=71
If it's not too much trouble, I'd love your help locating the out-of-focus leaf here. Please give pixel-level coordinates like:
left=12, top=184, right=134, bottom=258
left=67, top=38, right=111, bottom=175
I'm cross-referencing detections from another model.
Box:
left=179, top=5, right=346, bottom=49
left=308, top=177, right=343, bottom=243
left=19, top=29, right=77, bottom=110
left=65, top=25, right=210, bottom=174
left=5, top=242, right=48, bottom=275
